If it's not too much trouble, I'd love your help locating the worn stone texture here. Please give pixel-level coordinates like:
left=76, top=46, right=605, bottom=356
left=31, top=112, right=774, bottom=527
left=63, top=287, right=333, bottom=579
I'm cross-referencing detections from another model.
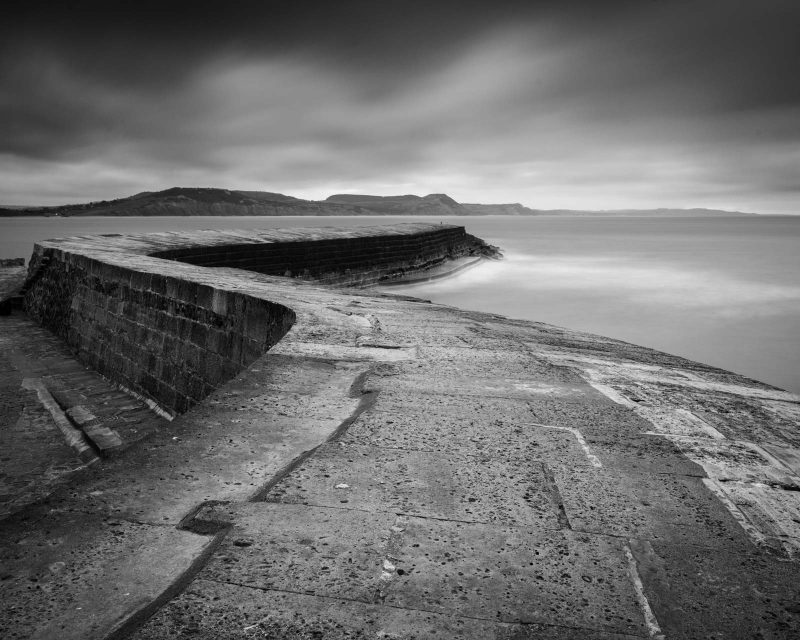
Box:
left=0, top=261, right=26, bottom=314
left=0, top=315, right=168, bottom=520
left=1, top=226, right=799, bottom=639
left=21, top=224, right=489, bottom=416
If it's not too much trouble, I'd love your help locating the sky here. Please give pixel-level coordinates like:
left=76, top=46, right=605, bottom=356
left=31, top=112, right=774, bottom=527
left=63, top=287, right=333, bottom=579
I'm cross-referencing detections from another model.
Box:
left=1, top=1, right=799, bottom=213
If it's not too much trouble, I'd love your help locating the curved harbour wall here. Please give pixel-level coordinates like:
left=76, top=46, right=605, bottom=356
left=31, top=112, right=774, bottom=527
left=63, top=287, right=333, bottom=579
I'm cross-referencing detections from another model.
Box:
left=22, top=223, right=491, bottom=415
left=7, top=223, right=800, bottom=640
left=153, top=224, right=487, bottom=286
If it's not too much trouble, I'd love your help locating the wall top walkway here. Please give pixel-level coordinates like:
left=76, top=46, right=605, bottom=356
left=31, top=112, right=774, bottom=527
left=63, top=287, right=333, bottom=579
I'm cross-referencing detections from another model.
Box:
left=33, top=222, right=465, bottom=256
left=22, top=223, right=491, bottom=416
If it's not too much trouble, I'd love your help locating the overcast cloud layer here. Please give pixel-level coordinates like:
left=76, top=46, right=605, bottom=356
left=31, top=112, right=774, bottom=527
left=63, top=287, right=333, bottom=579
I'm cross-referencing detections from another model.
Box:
left=2, top=1, right=799, bottom=212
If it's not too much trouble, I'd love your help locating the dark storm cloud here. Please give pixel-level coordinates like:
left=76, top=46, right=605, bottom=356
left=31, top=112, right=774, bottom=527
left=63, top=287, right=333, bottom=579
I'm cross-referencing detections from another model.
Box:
left=1, top=1, right=799, bottom=211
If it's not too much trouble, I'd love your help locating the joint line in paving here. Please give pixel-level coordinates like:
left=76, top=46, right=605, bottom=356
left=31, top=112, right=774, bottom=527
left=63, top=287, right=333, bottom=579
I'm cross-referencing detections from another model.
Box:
left=624, top=543, right=665, bottom=639
left=528, top=422, right=603, bottom=468
left=104, top=529, right=230, bottom=640
left=252, top=366, right=377, bottom=502
left=260, top=500, right=544, bottom=528
left=201, top=575, right=643, bottom=634
left=540, top=462, right=572, bottom=530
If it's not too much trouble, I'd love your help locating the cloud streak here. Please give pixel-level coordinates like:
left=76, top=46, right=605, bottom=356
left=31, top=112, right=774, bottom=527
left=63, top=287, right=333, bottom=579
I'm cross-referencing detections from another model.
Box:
left=1, top=1, right=798, bottom=212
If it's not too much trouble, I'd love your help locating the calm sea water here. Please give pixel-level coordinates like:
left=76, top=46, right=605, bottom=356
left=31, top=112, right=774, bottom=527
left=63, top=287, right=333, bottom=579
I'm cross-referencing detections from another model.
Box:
left=2, top=215, right=798, bottom=393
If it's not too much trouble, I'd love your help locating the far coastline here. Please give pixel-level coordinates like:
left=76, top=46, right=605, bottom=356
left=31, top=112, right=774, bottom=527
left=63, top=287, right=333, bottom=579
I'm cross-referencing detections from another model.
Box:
left=0, top=186, right=760, bottom=218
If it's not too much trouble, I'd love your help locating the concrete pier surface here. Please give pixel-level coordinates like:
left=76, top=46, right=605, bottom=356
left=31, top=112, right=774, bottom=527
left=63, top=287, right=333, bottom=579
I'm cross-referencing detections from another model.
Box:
left=1, top=225, right=799, bottom=639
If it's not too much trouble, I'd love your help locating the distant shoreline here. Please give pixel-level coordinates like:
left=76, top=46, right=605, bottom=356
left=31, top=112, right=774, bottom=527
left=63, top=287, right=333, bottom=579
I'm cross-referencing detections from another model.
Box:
left=0, top=186, right=760, bottom=218
left=0, top=211, right=769, bottom=218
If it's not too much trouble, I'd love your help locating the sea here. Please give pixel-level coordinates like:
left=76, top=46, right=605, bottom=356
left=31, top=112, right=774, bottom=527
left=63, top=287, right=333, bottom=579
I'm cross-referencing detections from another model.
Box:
left=2, top=215, right=798, bottom=394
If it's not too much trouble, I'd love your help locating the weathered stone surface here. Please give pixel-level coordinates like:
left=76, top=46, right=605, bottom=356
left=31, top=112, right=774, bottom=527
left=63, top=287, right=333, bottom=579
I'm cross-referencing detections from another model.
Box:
left=0, top=507, right=210, bottom=640
left=65, top=405, right=124, bottom=454
left=0, top=315, right=168, bottom=519
left=21, top=224, right=489, bottom=416
left=134, top=579, right=640, bottom=640
left=188, top=502, right=647, bottom=635
left=0, top=261, right=26, bottom=314
left=1, top=224, right=798, bottom=639
left=267, top=442, right=561, bottom=528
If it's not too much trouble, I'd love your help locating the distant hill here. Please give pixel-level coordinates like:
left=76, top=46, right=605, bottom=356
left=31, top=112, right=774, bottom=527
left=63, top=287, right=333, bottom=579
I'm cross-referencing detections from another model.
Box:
left=326, top=193, right=468, bottom=216
left=0, top=188, right=361, bottom=217
left=463, top=203, right=539, bottom=215
left=0, top=187, right=469, bottom=217
left=0, top=187, right=757, bottom=217
left=464, top=203, right=755, bottom=217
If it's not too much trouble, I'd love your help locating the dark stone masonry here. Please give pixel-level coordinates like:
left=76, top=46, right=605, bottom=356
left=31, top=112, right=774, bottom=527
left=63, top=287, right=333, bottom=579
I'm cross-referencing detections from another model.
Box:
left=22, top=224, right=492, bottom=416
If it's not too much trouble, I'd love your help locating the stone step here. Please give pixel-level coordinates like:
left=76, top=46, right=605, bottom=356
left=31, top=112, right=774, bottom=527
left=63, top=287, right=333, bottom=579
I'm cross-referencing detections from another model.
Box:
left=66, top=405, right=124, bottom=456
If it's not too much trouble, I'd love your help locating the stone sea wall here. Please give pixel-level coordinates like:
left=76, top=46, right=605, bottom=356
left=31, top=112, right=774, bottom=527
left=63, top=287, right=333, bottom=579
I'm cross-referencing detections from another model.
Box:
left=22, top=224, right=488, bottom=415
left=24, top=251, right=295, bottom=415
left=153, top=226, right=484, bottom=286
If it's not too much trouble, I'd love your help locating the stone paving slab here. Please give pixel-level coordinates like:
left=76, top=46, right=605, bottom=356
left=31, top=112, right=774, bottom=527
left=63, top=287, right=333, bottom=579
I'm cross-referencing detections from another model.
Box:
left=525, top=394, right=655, bottom=440
left=198, top=502, right=396, bottom=602
left=340, top=395, right=535, bottom=452
left=342, top=395, right=703, bottom=478
left=0, top=507, right=210, bottom=640
left=762, top=442, right=800, bottom=476
left=375, top=372, right=592, bottom=402
left=381, top=517, right=646, bottom=635
left=387, top=345, right=587, bottom=388
left=709, top=480, right=800, bottom=556
left=689, top=391, right=800, bottom=447
left=184, top=502, right=649, bottom=636
left=525, top=428, right=704, bottom=477
left=553, top=465, right=753, bottom=548
left=266, top=442, right=561, bottom=528
left=0, top=394, right=82, bottom=518
left=412, top=345, right=557, bottom=378
left=666, top=437, right=799, bottom=487
left=359, top=318, right=488, bottom=348
left=585, top=433, right=706, bottom=476
left=630, top=538, right=800, bottom=639
left=133, top=579, right=646, bottom=640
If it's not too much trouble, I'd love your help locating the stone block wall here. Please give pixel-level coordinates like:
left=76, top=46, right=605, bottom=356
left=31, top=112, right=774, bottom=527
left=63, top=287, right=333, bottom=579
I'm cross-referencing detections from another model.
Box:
left=21, top=223, right=492, bottom=416
left=24, top=250, right=295, bottom=415
left=153, top=227, right=478, bottom=286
